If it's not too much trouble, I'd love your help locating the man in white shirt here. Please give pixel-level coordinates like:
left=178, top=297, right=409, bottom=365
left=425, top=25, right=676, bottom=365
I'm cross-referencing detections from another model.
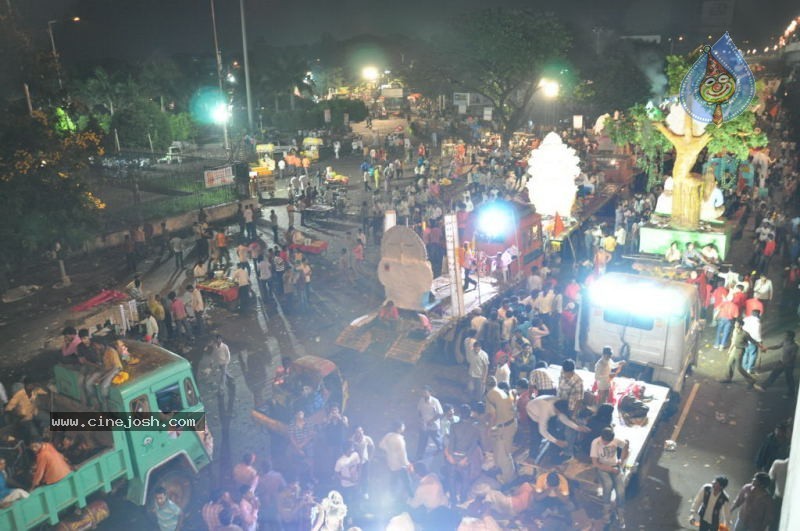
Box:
left=186, top=284, right=205, bottom=334
left=752, top=275, right=773, bottom=312
left=590, top=428, right=629, bottom=527
left=742, top=310, right=763, bottom=372
left=207, top=334, right=232, bottom=389
left=526, top=267, right=543, bottom=292
left=466, top=341, right=489, bottom=401
left=595, top=346, right=624, bottom=404
left=689, top=475, right=731, bottom=531
left=769, top=458, right=788, bottom=501
left=334, top=445, right=361, bottom=500
left=379, top=421, right=413, bottom=500
left=243, top=205, right=255, bottom=240
left=416, top=386, right=443, bottom=460
left=233, top=262, right=251, bottom=311
left=526, top=396, right=587, bottom=462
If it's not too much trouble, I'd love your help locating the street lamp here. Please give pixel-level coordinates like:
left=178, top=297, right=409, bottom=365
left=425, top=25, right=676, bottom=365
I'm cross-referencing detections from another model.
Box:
left=46, top=16, right=82, bottom=91
left=362, top=66, right=379, bottom=82
left=539, top=78, right=560, bottom=98
left=211, top=103, right=232, bottom=125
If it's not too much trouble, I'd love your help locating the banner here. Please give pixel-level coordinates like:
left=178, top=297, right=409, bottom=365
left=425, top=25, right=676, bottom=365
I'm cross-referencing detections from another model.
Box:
left=483, top=107, right=493, bottom=121
left=204, top=166, right=234, bottom=188
left=324, top=108, right=332, bottom=123
left=444, top=214, right=465, bottom=318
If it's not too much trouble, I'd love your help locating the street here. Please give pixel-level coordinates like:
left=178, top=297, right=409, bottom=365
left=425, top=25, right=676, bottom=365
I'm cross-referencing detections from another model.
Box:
left=0, top=118, right=796, bottom=530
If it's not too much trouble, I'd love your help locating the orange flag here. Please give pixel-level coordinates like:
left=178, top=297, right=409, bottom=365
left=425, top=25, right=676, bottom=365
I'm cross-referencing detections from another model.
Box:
left=553, top=212, right=565, bottom=237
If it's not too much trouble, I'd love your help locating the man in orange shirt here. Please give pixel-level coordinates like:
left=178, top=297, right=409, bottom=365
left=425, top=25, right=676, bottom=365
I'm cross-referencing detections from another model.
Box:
left=714, top=299, right=740, bottom=350
left=744, top=297, right=764, bottom=317
left=30, top=439, right=71, bottom=489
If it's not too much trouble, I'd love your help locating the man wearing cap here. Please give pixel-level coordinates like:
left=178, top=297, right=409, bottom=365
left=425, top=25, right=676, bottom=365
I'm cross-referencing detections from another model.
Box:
left=484, top=376, right=517, bottom=484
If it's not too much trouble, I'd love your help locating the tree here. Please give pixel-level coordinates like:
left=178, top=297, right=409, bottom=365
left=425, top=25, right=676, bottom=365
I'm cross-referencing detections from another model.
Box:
left=570, top=40, right=653, bottom=115
left=0, top=104, right=104, bottom=265
left=111, top=97, right=172, bottom=151
left=424, top=9, right=571, bottom=143
left=253, top=50, right=314, bottom=112
left=606, top=54, right=767, bottom=229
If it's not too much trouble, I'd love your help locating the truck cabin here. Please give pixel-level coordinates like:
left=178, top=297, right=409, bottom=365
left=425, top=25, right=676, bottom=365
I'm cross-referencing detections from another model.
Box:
left=52, top=341, right=210, bottom=492
left=580, top=273, right=700, bottom=389
left=466, top=200, right=543, bottom=277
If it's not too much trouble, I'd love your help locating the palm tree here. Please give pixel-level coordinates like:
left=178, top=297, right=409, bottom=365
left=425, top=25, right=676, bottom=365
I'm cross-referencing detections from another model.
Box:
left=254, top=52, right=314, bottom=112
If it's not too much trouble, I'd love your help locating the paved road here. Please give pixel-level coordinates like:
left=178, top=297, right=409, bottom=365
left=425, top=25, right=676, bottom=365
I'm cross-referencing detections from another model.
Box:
left=2, top=120, right=797, bottom=529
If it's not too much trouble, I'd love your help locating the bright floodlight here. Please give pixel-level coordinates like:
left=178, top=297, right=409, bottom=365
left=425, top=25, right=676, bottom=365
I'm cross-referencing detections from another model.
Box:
left=362, top=66, right=379, bottom=82
left=477, top=203, right=513, bottom=240
left=539, top=78, right=560, bottom=98
left=211, top=103, right=231, bottom=125
left=589, top=276, right=685, bottom=317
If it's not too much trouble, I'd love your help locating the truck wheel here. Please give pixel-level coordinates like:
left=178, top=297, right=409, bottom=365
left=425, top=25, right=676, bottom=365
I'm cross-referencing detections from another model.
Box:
left=151, top=468, right=193, bottom=511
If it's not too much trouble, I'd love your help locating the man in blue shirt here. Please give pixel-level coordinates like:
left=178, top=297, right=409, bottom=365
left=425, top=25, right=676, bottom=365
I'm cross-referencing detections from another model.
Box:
left=0, top=458, right=29, bottom=507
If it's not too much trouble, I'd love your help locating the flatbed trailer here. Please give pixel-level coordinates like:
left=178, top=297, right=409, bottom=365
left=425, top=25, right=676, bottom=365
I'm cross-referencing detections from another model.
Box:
left=518, top=367, right=671, bottom=495
left=336, top=273, right=503, bottom=364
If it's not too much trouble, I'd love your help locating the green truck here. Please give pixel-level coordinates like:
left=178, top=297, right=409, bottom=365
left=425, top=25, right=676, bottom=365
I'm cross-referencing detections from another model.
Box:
left=0, top=340, right=212, bottom=530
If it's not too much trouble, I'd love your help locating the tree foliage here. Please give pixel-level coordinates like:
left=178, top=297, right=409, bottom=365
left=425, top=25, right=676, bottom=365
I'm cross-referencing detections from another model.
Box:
left=606, top=53, right=767, bottom=191
left=422, top=9, right=571, bottom=141
left=110, top=97, right=172, bottom=151
left=570, top=41, right=653, bottom=114
left=0, top=105, right=104, bottom=262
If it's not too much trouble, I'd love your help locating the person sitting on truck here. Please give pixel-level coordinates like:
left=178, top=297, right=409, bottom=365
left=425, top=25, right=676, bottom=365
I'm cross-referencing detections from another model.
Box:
left=29, top=438, right=71, bottom=490
left=0, top=457, right=29, bottom=507
left=5, top=382, right=44, bottom=441
left=682, top=242, right=703, bottom=268
left=81, top=340, right=122, bottom=409
left=665, top=241, right=682, bottom=263
left=55, top=433, right=94, bottom=465
left=378, top=300, right=400, bottom=328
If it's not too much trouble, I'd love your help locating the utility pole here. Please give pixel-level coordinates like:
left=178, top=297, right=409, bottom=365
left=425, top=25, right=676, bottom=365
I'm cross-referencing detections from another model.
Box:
left=240, top=0, right=254, bottom=133
left=210, top=0, right=230, bottom=152
left=47, top=20, right=63, bottom=90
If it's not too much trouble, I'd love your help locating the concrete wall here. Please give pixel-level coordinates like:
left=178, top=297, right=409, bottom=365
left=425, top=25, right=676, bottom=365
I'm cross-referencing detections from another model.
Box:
left=86, top=200, right=257, bottom=251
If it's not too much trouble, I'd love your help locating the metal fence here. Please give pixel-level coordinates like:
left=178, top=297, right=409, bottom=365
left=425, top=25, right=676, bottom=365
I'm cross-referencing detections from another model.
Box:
left=92, top=150, right=237, bottom=232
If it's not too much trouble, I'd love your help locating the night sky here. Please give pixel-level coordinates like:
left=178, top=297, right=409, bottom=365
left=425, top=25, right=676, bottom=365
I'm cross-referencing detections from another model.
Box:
left=15, top=0, right=800, bottom=63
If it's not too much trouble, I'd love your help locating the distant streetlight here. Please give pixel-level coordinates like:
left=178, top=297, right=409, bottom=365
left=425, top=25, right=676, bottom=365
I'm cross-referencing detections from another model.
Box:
left=362, top=66, right=379, bottom=82
left=539, top=78, right=560, bottom=99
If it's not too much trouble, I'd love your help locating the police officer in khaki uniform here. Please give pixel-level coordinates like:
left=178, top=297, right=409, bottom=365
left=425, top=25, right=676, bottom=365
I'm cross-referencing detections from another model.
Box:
left=484, top=376, right=517, bottom=484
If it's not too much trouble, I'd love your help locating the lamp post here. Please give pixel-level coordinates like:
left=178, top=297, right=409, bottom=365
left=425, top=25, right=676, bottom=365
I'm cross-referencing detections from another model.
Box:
left=47, top=19, right=63, bottom=90
left=239, top=0, right=254, bottom=133
left=210, top=0, right=230, bottom=153
left=538, top=78, right=560, bottom=128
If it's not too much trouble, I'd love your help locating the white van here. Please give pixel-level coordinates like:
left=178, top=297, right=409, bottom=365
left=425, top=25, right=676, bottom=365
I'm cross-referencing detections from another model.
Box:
left=576, top=272, right=703, bottom=393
